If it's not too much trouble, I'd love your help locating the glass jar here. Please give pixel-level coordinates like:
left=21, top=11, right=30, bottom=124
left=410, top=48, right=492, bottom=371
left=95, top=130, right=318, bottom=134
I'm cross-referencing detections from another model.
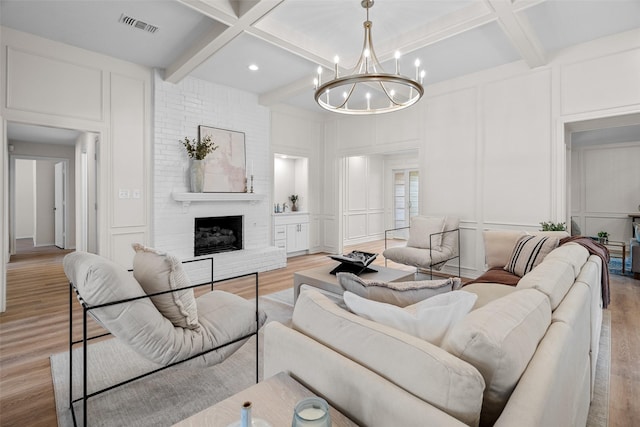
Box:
left=292, top=397, right=331, bottom=427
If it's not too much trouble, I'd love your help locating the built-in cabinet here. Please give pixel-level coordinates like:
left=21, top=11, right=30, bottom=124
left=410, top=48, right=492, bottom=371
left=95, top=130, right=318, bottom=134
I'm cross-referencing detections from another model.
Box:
left=273, top=213, right=309, bottom=256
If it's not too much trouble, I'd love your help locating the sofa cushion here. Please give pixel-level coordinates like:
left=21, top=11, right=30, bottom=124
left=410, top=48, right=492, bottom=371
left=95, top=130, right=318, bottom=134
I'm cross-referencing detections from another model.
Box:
left=442, top=289, right=551, bottom=426
left=293, top=289, right=485, bottom=426
left=132, top=243, right=199, bottom=330
left=504, top=235, right=559, bottom=277
left=407, top=216, right=445, bottom=249
left=516, top=258, right=576, bottom=310
left=483, top=230, right=527, bottom=269
left=337, top=272, right=461, bottom=307
left=343, top=290, right=477, bottom=345
left=461, top=283, right=518, bottom=310
left=543, top=243, right=589, bottom=278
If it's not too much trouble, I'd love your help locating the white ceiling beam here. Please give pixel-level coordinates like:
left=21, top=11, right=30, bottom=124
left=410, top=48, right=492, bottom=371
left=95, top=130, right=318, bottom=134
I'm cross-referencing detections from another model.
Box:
left=177, top=0, right=239, bottom=26
left=487, top=0, right=547, bottom=68
left=258, top=2, right=500, bottom=106
left=165, top=0, right=284, bottom=84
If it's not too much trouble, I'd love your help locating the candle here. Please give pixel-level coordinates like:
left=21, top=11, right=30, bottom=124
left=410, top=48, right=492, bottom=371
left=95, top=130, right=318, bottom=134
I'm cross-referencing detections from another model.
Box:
left=298, top=407, right=326, bottom=420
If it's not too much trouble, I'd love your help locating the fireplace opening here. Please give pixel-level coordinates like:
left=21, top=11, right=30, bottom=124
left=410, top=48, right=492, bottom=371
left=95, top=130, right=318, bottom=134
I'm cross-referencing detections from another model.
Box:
left=194, top=216, right=243, bottom=256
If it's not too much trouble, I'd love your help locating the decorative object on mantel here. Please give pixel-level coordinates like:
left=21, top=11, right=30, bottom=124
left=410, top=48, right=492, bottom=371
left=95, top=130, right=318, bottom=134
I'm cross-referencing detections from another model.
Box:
left=199, top=125, right=247, bottom=193
left=289, top=195, right=299, bottom=211
left=313, top=0, right=424, bottom=115
left=180, top=135, right=217, bottom=193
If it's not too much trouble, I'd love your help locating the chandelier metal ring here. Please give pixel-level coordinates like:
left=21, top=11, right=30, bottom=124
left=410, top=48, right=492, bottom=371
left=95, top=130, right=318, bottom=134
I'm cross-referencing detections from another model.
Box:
left=313, top=0, right=425, bottom=115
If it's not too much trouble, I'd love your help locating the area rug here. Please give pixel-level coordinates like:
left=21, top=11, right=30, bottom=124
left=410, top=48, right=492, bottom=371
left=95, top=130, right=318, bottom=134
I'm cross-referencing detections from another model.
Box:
left=608, top=257, right=633, bottom=277
left=50, top=292, right=293, bottom=427
left=51, top=289, right=610, bottom=426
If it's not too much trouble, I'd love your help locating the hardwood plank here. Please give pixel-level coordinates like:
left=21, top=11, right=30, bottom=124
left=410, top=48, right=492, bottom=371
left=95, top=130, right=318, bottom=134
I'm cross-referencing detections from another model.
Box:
left=0, top=242, right=638, bottom=426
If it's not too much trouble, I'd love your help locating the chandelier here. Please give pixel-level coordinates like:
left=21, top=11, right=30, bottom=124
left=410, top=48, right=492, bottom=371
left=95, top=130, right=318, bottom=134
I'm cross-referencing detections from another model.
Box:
left=313, top=0, right=425, bottom=115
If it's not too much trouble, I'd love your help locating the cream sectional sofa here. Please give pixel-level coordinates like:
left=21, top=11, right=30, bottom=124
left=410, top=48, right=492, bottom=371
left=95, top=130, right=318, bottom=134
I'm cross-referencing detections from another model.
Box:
left=264, top=234, right=604, bottom=427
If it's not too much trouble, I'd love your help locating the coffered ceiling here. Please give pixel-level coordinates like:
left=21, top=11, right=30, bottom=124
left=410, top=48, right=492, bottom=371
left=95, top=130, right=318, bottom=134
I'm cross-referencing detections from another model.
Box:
left=1, top=0, right=640, bottom=114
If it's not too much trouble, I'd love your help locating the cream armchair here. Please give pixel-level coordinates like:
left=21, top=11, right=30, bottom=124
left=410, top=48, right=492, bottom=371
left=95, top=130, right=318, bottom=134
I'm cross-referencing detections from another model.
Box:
left=383, top=216, right=460, bottom=278
left=63, top=249, right=266, bottom=426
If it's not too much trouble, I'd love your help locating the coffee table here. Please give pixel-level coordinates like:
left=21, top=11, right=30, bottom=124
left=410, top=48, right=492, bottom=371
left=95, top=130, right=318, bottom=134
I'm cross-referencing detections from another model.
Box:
left=172, top=372, right=357, bottom=426
left=294, top=262, right=415, bottom=302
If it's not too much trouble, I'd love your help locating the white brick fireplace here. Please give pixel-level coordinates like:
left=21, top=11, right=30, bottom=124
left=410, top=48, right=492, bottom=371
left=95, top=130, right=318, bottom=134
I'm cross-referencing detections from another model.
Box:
left=152, top=71, right=285, bottom=282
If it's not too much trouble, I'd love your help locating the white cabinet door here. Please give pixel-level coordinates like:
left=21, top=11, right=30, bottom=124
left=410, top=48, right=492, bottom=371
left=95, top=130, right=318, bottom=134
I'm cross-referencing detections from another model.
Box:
left=298, top=223, right=309, bottom=251
left=286, top=223, right=310, bottom=253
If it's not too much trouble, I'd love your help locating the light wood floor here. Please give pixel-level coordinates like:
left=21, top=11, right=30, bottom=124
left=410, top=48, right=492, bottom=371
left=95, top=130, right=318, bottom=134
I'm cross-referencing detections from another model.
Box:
left=1, top=241, right=638, bottom=426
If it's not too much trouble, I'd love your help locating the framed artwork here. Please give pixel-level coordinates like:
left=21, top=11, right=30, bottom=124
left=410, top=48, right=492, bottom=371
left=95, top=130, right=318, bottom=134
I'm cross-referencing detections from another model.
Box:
left=199, top=125, right=246, bottom=192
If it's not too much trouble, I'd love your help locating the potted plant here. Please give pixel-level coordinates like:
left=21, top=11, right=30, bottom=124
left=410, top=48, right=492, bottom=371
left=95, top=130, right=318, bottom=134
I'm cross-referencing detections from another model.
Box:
left=539, top=221, right=566, bottom=231
left=597, top=231, right=609, bottom=244
left=180, top=135, right=216, bottom=192
left=289, top=195, right=299, bottom=211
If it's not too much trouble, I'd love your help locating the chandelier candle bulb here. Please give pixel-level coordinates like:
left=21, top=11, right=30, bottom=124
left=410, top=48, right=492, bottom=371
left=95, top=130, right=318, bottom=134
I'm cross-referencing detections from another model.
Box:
left=420, top=69, right=426, bottom=84
left=415, top=59, right=421, bottom=80
left=334, top=56, right=340, bottom=78
left=394, top=51, right=401, bottom=74
left=366, top=92, right=371, bottom=110
left=317, top=66, right=322, bottom=85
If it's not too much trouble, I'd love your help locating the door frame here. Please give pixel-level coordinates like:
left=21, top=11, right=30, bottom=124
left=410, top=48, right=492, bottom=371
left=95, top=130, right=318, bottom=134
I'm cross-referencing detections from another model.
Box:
left=54, top=161, right=66, bottom=248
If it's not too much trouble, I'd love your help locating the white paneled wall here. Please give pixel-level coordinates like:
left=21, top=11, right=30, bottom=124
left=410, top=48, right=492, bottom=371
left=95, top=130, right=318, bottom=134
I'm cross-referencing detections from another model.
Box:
left=153, top=72, right=285, bottom=281
left=571, top=141, right=640, bottom=242
left=271, top=105, right=324, bottom=253
left=343, top=155, right=385, bottom=245
left=325, top=29, right=640, bottom=278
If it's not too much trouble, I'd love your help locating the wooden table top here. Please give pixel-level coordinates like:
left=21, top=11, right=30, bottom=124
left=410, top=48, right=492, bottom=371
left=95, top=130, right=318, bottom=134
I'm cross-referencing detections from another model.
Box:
left=173, top=372, right=358, bottom=427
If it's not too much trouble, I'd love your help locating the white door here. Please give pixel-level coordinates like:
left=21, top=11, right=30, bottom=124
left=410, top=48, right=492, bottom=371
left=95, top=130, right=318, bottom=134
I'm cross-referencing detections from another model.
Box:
left=393, top=169, right=419, bottom=238
left=54, top=162, right=65, bottom=248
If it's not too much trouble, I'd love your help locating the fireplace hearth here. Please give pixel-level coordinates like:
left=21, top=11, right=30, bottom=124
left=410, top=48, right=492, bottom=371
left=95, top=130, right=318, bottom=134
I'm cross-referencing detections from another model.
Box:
left=194, top=216, right=243, bottom=256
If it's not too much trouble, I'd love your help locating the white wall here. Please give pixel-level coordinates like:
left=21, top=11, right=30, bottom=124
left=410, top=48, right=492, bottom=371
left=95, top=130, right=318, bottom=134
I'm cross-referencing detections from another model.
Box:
left=33, top=160, right=55, bottom=246
left=1, top=26, right=151, bottom=311
left=271, top=105, right=324, bottom=252
left=571, top=141, right=640, bottom=242
left=14, top=159, right=34, bottom=239
left=343, top=155, right=385, bottom=245
left=322, top=28, right=640, bottom=278
left=153, top=72, right=285, bottom=280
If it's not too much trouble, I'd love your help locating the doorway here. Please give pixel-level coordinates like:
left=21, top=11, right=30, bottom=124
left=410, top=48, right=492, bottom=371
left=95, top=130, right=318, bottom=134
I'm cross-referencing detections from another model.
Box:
left=11, top=156, right=69, bottom=253
left=393, top=168, right=419, bottom=233
left=6, top=122, right=99, bottom=256
left=564, top=112, right=640, bottom=243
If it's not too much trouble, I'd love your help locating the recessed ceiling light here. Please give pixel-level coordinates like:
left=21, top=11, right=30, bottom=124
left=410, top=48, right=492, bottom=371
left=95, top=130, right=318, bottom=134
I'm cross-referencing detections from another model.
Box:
left=248, top=64, right=259, bottom=71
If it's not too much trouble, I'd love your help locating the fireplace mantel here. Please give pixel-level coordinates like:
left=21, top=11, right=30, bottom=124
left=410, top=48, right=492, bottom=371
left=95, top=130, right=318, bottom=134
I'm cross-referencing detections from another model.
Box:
left=172, top=192, right=265, bottom=211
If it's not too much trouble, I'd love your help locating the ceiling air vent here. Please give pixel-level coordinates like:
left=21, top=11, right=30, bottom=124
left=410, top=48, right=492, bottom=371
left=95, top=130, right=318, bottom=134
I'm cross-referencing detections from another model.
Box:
left=118, top=14, right=159, bottom=34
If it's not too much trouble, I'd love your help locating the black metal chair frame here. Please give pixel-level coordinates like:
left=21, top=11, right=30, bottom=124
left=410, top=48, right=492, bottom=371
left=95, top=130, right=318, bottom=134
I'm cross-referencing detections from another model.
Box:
left=68, top=257, right=261, bottom=427
left=384, top=227, right=461, bottom=278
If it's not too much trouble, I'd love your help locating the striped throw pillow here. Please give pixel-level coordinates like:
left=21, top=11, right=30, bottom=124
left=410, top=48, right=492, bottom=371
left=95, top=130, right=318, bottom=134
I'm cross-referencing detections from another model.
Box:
left=504, top=235, right=559, bottom=277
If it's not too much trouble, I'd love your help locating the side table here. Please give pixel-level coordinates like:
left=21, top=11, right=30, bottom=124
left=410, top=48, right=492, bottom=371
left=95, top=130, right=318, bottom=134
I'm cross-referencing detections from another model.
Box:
left=173, top=372, right=358, bottom=426
left=603, top=241, right=626, bottom=274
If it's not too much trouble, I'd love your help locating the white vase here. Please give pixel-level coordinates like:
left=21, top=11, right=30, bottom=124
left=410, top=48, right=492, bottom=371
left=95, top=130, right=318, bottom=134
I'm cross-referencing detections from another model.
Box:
left=190, top=159, right=205, bottom=193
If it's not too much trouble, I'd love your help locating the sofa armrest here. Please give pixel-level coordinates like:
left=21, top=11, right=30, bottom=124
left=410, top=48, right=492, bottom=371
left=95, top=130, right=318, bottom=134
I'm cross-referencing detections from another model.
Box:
left=264, top=322, right=469, bottom=427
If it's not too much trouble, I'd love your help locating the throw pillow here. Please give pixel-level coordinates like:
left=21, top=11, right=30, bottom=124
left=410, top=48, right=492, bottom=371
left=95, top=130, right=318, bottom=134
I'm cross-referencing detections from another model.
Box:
left=406, top=216, right=446, bottom=250
left=132, top=243, right=199, bottom=330
left=343, top=290, right=477, bottom=345
left=503, top=234, right=559, bottom=277
left=337, top=272, right=462, bottom=307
